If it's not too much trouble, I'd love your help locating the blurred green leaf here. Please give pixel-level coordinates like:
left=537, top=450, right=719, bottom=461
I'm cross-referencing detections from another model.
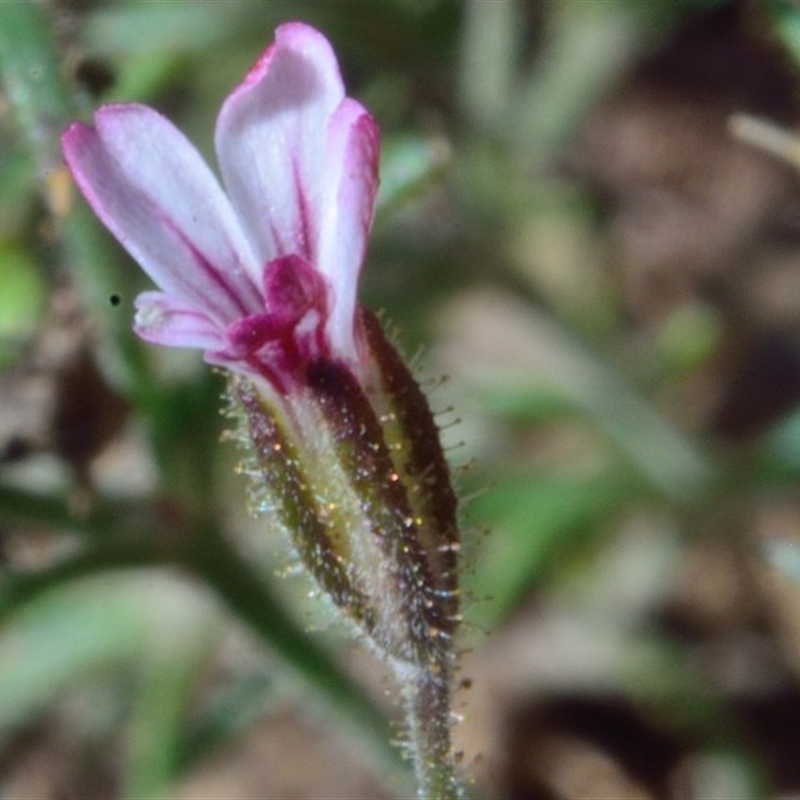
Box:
left=766, top=408, right=800, bottom=476
left=103, top=52, right=187, bottom=105
left=0, top=0, right=151, bottom=392
left=0, top=240, right=46, bottom=360
left=768, top=0, right=800, bottom=66
left=0, top=146, right=36, bottom=237
left=471, top=380, right=579, bottom=425
left=0, top=2, right=71, bottom=175
left=376, top=135, right=451, bottom=225
left=176, top=671, right=275, bottom=773
left=456, top=303, right=717, bottom=501
left=0, top=575, right=152, bottom=737
left=509, top=0, right=638, bottom=155
left=0, top=570, right=225, bottom=798
left=122, top=580, right=220, bottom=800
left=84, top=2, right=266, bottom=57
left=656, top=303, right=722, bottom=378
left=466, top=470, right=641, bottom=629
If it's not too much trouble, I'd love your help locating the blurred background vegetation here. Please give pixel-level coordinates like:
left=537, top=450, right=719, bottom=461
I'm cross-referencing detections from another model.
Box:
left=4, top=0, right=800, bottom=797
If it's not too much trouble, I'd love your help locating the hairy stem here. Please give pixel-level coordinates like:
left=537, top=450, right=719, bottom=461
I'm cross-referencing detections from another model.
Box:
left=402, top=663, right=463, bottom=800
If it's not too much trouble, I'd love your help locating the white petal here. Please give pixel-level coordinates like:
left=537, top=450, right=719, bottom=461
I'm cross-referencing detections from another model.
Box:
left=214, top=22, right=345, bottom=265
left=133, top=291, right=225, bottom=351
left=318, top=100, right=380, bottom=359
left=63, top=105, right=262, bottom=326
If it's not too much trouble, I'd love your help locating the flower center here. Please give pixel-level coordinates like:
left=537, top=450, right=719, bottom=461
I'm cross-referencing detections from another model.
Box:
left=226, top=254, right=330, bottom=388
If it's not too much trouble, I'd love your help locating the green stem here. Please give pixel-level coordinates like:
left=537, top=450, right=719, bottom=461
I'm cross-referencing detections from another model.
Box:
left=0, top=535, right=164, bottom=618
left=0, top=484, right=102, bottom=535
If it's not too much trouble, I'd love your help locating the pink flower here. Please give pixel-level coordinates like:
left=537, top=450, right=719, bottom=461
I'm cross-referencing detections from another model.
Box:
left=62, top=22, right=380, bottom=393
left=64, top=26, right=463, bottom=792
